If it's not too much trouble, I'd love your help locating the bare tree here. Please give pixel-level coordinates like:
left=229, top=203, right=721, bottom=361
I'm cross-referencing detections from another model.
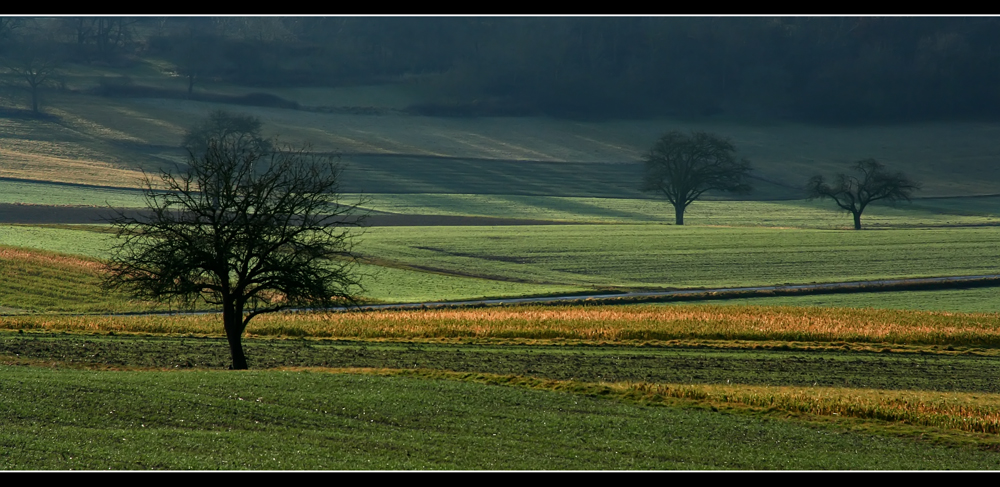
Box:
left=182, top=109, right=272, bottom=158
left=2, top=42, right=61, bottom=114
left=0, top=18, right=25, bottom=43
left=173, top=36, right=223, bottom=96
left=641, top=131, right=752, bottom=225
left=103, top=134, right=367, bottom=369
left=161, top=19, right=226, bottom=96
left=64, top=17, right=137, bottom=61
left=807, top=159, right=920, bottom=230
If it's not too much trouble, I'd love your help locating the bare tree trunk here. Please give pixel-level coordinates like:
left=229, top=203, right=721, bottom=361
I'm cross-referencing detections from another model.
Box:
left=223, top=302, right=248, bottom=370
left=674, top=203, right=685, bottom=225
left=30, top=85, right=39, bottom=113
left=853, top=211, right=862, bottom=230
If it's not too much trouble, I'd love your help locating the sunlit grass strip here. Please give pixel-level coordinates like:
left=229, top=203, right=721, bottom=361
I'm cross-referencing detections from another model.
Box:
left=325, top=367, right=1000, bottom=437
left=247, top=306, right=1000, bottom=348
left=0, top=246, right=163, bottom=314
left=0, top=314, right=222, bottom=335
left=5, top=305, right=1000, bottom=349
left=0, top=247, right=102, bottom=272
left=617, top=383, right=1000, bottom=436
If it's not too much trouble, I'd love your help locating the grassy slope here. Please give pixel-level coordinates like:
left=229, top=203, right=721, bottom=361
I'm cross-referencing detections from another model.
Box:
left=361, top=193, right=1000, bottom=227
left=3, top=67, right=1000, bottom=308
left=5, top=182, right=1000, bottom=230
left=679, top=287, right=1000, bottom=313
left=3, top=222, right=1000, bottom=309
left=8, top=56, right=1000, bottom=472
left=0, top=246, right=161, bottom=314
left=6, top=69, right=1000, bottom=198
left=0, top=229, right=590, bottom=309
left=361, top=225, right=1000, bottom=289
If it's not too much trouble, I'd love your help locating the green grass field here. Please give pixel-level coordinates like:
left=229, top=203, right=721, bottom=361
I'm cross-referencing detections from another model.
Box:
left=7, top=66, right=1000, bottom=470
left=6, top=366, right=999, bottom=470
left=3, top=223, right=999, bottom=308
left=2, top=222, right=1000, bottom=308
left=361, top=225, right=1000, bottom=290
left=7, top=306, right=1000, bottom=469
left=0, top=180, right=147, bottom=208
left=679, top=287, right=1000, bottom=313
left=360, top=193, right=1000, bottom=227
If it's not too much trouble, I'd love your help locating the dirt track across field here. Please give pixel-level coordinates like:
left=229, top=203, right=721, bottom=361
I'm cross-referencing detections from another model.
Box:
left=0, top=203, right=579, bottom=226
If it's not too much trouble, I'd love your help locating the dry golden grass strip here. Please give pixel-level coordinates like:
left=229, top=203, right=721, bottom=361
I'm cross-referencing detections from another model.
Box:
left=615, top=382, right=1000, bottom=435
left=5, top=305, right=1000, bottom=349
left=0, top=247, right=103, bottom=272
left=279, top=366, right=1000, bottom=437
left=242, top=306, right=1000, bottom=348
left=0, top=314, right=220, bottom=334
left=0, top=148, right=145, bottom=189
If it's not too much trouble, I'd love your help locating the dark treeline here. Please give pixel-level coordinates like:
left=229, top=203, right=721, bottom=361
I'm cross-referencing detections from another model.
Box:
left=3, top=17, right=1000, bottom=123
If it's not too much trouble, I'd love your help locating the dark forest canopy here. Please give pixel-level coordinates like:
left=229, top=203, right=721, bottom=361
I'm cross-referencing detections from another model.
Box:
left=3, top=16, right=1000, bottom=123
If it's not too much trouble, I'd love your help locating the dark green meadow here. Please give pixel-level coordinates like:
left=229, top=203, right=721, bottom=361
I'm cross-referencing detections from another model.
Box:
left=4, top=331, right=1000, bottom=470
left=5, top=333, right=1000, bottom=393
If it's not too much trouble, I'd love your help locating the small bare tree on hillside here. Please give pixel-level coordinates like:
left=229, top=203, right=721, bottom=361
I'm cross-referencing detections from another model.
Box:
left=641, top=131, right=753, bottom=225
left=807, top=159, right=919, bottom=230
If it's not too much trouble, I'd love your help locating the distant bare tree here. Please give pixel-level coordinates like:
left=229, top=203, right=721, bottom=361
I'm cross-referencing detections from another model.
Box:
left=1, top=42, right=62, bottom=114
left=641, top=131, right=753, bottom=225
left=0, top=18, right=25, bottom=43
left=807, top=159, right=920, bottom=230
left=182, top=110, right=272, bottom=158
left=64, top=17, right=137, bottom=61
left=173, top=35, right=223, bottom=96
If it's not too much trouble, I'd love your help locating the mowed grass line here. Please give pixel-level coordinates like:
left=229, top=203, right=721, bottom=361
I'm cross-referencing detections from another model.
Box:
left=361, top=225, right=1000, bottom=289
left=8, top=333, right=1000, bottom=394
left=2, top=365, right=999, bottom=470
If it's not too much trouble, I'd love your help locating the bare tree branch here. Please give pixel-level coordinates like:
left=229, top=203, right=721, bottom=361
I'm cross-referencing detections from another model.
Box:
left=641, top=131, right=752, bottom=225
left=806, top=159, right=920, bottom=230
left=103, top=117, right=367, bottom=369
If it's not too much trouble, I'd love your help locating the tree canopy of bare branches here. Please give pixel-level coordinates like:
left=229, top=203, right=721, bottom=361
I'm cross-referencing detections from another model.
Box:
left=641, top=131, right=752, bottom=225
left=1, top=42, right=61, bottom=114
left=181, top=109, right=272, bottom=158
left=103, top=133, right=367, bottom=369
left=806, top=159, right=920, bottom=230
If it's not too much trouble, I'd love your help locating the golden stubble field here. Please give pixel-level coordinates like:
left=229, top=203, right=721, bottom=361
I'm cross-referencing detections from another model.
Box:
left=6, top=305, right=1000, bottom=348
